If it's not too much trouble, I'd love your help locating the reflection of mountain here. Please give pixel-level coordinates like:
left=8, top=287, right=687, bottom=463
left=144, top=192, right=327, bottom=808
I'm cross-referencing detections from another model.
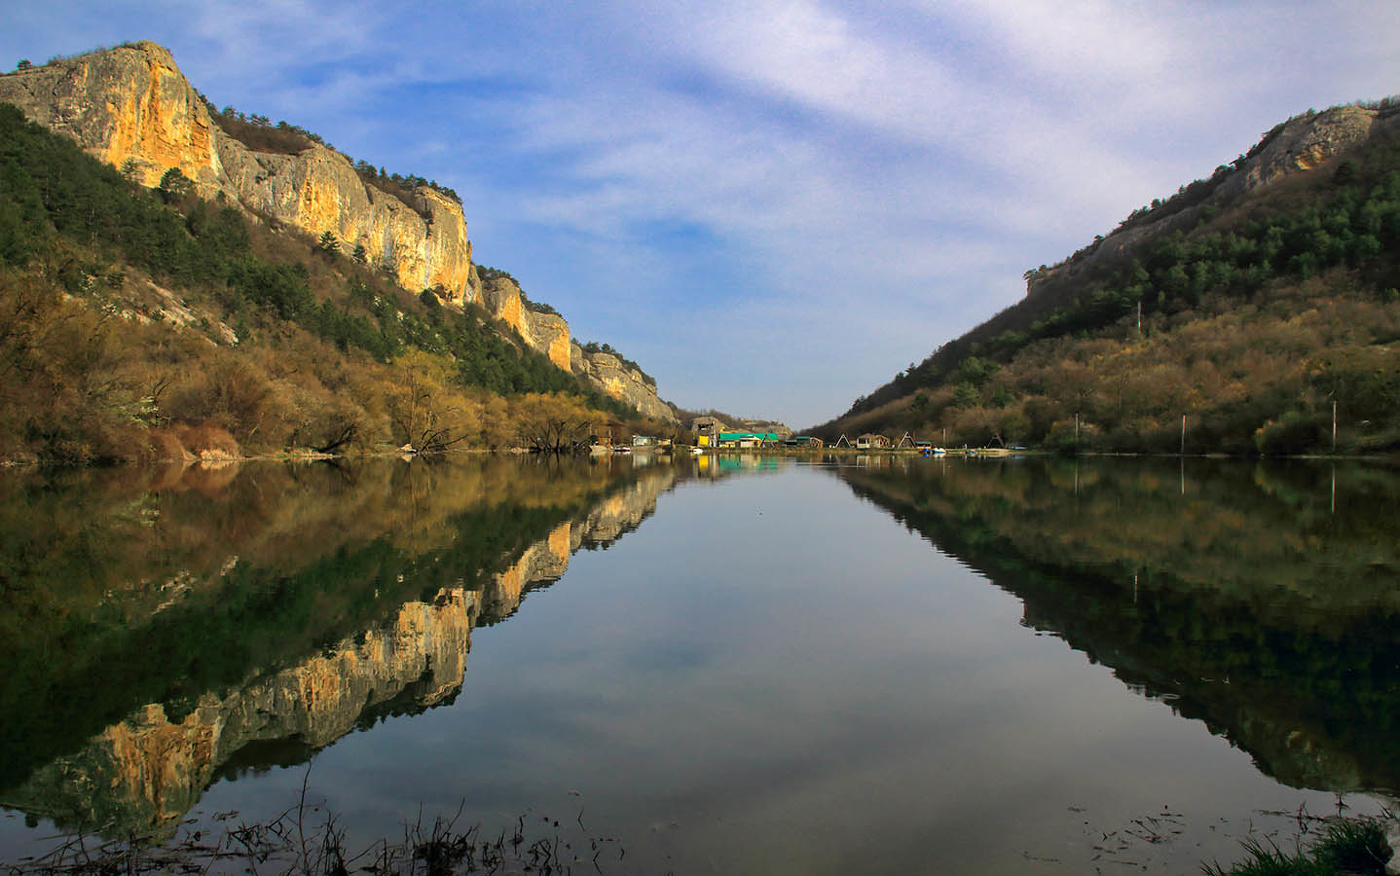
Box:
left=0, top=458, right=677, bottom=836
left=835, top=457, right=1400, bottom=794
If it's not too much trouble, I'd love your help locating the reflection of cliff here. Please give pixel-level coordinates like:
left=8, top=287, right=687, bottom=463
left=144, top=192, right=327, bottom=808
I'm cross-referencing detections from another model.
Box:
left=0, top=456, right=650, bottom=794
left=6, top=588, right=477, bottom=833
left=0, top=462, right=679, bottom=837
left=835, top=458, right=1400, bottom=794
left=479, top=467, right=670, bottom=623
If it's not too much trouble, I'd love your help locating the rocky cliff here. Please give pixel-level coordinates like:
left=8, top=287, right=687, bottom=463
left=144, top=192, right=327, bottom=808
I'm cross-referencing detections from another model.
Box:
left=0, top=41, right=675, bottom=419
left=480, top=275, right=574, bottom=372
left=0, top=42, right=478, bottom=303
left=1028, top=102, right=1400, bottom=294
left=481, top=274, right=676, bottom=419
left=572, top=346, right=676, bottom=422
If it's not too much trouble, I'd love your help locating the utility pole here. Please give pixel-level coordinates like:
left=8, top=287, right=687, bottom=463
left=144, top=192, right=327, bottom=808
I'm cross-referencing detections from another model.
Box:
left=1332, top=400, right=1337, bottom=452
left=1180, top=414, right=1186, bottom=456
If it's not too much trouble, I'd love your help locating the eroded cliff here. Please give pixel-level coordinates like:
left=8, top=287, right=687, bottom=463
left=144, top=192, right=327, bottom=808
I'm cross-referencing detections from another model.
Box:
left=1028, top=102, right=1400, bottom=294
left=572, top=346, right=677, bottom=422
left=481, top=276, right=573, bottom=372
left=0, top=42, right=478, bottom=303
left=0, top=42, right=676, bottom=419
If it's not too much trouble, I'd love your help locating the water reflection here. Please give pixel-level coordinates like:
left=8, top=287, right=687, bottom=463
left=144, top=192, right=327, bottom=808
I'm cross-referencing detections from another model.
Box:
left=833, top=455, right=1400, bottom=794
left=4, top=453, right=1399, bottom=874
left=0, top=455, right=683, bottom=837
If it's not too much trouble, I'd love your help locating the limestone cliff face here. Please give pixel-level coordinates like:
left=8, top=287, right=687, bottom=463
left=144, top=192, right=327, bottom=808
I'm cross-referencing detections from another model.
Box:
left=481, top=276, right=573, bottom=371
left=0, top=42, right=216, bottom=192
left=0, top=41, right=676, bottom=418
left=481, top=275, right=676, bottom=419
left=572, top=346, right=678, bottom=423
left=0, top=42, right=480, bottom=305
left=217, top=137, right=478, bottom=300
left=1029, top=103, right=1400, bottom=294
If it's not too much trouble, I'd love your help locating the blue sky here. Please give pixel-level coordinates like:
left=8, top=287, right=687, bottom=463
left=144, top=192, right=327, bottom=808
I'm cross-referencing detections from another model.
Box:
left=4, top=2, right=1399, bottom=428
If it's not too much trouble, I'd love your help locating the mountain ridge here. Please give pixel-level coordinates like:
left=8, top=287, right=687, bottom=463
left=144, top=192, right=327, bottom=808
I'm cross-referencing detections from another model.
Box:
left=0, top=41, right=676, bottom=423
left=814, top=97, right=1400, bottom=454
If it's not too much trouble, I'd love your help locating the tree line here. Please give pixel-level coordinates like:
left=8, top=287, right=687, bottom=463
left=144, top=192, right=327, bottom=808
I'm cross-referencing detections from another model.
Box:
left=0, top=102, right=651, bottom=463
left=832, top=111, right=1400, bottom=454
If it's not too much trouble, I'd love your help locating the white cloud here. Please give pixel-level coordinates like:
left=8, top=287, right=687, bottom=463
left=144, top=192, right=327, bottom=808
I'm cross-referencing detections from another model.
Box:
left=6, top=0, right=1400, bottom=426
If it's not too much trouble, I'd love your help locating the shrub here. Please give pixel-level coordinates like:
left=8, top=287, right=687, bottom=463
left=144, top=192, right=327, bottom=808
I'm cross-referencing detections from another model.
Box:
left=175, top=423, right=241, bottom=458
left=1254, top=409, right=1328, bottom=455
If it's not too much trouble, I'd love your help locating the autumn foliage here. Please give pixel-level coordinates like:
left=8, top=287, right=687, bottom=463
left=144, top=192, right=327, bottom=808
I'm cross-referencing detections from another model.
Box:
left=0, top=102, right=664, bottom=464
left=821, top=105, right=1400, bottom=454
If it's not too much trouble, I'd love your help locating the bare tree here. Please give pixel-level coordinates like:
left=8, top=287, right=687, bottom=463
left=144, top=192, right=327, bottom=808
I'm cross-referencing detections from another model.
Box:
left=387, top=352, right=473, bottom=453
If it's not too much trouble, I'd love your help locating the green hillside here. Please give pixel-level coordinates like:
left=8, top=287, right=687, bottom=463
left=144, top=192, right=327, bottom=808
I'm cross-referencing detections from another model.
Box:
left=816, top=102, right=1400, bottom=455
left=0, top=102, right=663, bottom=464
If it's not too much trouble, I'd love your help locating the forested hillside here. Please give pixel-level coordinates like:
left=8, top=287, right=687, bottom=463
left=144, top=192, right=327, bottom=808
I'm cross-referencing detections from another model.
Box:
left=817, top=102, right=1400, bottom=454
left=0, top=103, right=667, bottom=464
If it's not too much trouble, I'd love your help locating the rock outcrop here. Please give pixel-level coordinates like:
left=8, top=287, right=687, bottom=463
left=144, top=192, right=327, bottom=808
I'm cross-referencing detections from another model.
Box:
left=0, top=42, right=676, bottom=419
left=1028, top=102, right=1400, bottom=295
left=572, top=346, right=677, bottom=422
left=480, top=275, right=675, bottom=419
left=480, top=276, right=573, bottom=372
left=0, top=42, right=478, bottom=303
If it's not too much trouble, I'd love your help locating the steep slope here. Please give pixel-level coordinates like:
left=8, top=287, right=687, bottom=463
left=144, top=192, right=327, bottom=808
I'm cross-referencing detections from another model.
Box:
left=0, top=99, right=677, bottom=462
left=817, top=99, right=1400, bottom=454
left=0, top=42, right=675, bottom=420
left=0, top=42, right=477, bottom=304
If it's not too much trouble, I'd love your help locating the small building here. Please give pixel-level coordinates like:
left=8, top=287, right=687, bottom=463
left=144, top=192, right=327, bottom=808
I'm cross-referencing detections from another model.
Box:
left=717, top=431, right=783, bottom=449
left=590, top=420, right=627, bottom=447
left=632, top=435, right=657, bottom=447
left=855, top=433, right=891, bottom=450
left=690, top=416, right=728, bottom=441
left=783, top=436, right=824, bottom=448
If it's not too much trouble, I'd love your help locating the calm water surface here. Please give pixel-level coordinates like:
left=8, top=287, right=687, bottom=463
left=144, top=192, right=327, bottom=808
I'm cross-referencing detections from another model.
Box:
left=1, top=453, right=1397, bottom=874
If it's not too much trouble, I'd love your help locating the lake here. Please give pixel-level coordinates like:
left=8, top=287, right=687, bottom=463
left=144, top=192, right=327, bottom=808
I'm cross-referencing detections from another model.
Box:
left=1, top=452, right=1397, bottom=874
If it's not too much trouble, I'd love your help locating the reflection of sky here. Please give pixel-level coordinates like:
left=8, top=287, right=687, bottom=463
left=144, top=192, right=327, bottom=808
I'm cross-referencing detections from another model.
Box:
left=190, top=465, right=1375, bottom=875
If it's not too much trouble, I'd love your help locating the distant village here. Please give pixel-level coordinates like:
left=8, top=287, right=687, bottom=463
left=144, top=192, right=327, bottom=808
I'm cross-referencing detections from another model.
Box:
left=609, top=415, right=953, bottom=453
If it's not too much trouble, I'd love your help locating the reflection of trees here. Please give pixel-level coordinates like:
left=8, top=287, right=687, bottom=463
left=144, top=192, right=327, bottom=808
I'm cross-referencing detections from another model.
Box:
left=836, top=457, right=1400, bottom=792
left=0, top=457, right=663, bottom=798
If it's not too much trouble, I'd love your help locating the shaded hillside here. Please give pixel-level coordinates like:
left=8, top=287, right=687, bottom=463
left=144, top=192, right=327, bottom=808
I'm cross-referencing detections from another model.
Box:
left=0, top=103, right=661, bottom=463
left=816, top=101, right=1400, bottom=454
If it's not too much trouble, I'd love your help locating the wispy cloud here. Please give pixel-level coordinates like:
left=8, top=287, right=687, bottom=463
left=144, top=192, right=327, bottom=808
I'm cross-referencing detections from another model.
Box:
left=3, top=0, right=1398, bottom=426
